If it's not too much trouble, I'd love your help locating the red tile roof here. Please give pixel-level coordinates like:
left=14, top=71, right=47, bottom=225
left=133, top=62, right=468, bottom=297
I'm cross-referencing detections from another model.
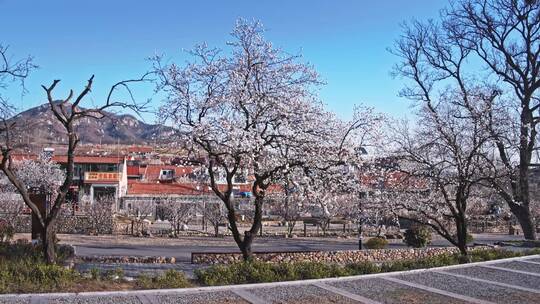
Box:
left=126, top=165, right=140, bottom=176
left=126, top=146, right=153, bottom=153
left=126, top=181, right=253, bottom=196
left=52, top=155, right=123, bottom=164
left=127, top=182, right=211, bottom=195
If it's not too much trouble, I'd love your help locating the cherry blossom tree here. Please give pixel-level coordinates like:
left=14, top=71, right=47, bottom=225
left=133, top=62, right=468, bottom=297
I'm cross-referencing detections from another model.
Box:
left=155, top=19, right=381, bottom=260
left=155, top=18, right=387, bottom=259
left=0, top=191, right=24, bottom=232
left=298, top=106, right=386, bottom=240
left=0, top=174, right=28, bottom=232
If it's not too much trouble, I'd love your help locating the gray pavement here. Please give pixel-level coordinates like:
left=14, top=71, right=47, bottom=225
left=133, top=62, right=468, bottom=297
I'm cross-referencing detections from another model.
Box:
left=2, top=254, right=539, bottom=303
left=71, top=233, right=525, bottom=263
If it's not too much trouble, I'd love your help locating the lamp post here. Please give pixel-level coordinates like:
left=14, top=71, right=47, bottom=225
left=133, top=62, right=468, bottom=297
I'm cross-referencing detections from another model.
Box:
left=358, top=192, right=365, bottom=250
left=358, top=229, right=363, bottom=250
left=358, top=214, right=363, bottom=250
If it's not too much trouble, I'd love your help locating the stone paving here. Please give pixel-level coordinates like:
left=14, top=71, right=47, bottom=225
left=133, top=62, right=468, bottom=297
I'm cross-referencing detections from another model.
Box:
left=1, top=254, right=539, bottom=304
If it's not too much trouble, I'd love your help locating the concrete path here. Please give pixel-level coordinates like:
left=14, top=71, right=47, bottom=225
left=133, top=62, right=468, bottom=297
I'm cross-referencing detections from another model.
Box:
left=69, top=233, right=525, bottom=263
left=1, top=254, right=539, bottom=304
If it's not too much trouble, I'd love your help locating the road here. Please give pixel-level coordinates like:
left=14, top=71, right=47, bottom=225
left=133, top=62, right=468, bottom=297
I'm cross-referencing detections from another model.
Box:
left=66, top=233, right=525, bottom=263
left=3, top=254, right=540, bottom=303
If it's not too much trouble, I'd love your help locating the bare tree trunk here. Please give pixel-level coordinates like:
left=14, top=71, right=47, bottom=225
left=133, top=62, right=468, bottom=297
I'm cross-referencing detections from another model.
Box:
left=214, top=224, right=219, bottom=237
left=512, top=204, right=536, bottom=240
left=41, top=224, right=56, bottom=264
left=456, top=217, right=468, bottom=259
left=240, top=231, right=255, bottom=261
left=230, top=195, right=264, bottom=261
left=286, top=221, right=296, bottom=237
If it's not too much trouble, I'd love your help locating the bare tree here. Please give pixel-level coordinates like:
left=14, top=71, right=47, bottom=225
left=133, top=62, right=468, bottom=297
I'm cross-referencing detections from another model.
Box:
left=0, top=73, right=150, bottom=263
left=129, top=198, right=157, bottom=235
left=386, top=89, right=492, bottom=256
left=200, top=201, right=226, bottom=237
left=160, top=197, right=196, bottom=236
left=0, top=44, right=36, bottom=107
left=393, top=0, right=540, bottom=239
left=81, top=196, right=114, bottom=235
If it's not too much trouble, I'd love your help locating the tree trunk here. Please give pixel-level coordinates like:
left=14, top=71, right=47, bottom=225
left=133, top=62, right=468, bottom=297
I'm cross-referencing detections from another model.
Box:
left=511, top=204, right=536, bottom=240
left=286, top=221, right=296, bottom=237
left=232, top=197, right=264, bottom=261
left=455, top=211, right=470, bottom=262
left=240, top=231, right=255, bottom=261
left=41, top=224, right=56, bottom=264
left=457, top=225, right=468, bottom=258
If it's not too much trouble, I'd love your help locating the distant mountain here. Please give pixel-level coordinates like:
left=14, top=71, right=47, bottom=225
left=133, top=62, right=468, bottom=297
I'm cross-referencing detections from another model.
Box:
left=10, top=102, right=172, bottom=146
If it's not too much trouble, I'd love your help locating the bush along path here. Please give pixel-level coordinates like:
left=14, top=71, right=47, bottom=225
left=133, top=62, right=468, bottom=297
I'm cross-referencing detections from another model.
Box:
left=194, top=248, right=540, bottom=286
left=1, top=240, right=540, bottom=294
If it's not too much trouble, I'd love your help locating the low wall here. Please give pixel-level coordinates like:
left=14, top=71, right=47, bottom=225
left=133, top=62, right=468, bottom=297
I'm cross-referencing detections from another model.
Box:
left=10, top=214, right=113, bottom=235
left=191, top=247, right=464, bottom=265
left=79, top=256, right=176, bottom=264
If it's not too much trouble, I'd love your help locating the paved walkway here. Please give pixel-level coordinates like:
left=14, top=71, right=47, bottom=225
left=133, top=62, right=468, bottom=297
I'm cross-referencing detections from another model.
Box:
left=65, top=233, right=524, bottom=263
left=1, top=254, right=539, bottom=304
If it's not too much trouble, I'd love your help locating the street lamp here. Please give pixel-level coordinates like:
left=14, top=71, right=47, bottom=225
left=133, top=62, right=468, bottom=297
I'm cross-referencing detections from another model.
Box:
left=358, top=214, right=363, bottom=250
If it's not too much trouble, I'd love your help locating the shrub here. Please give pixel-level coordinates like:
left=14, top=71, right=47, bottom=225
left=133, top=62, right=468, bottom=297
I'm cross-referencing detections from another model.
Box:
left=136, top=270, right=190, bottom=289
left=105, top=268, right=124, bottom=281
left=0, top=243, right=42, bottom=261
left=196, top=261, right=378, bottom=286
left=89, top=267, right=101, bottom=280
left=293, top=262, right=349, bottom=279
left=56, top=244, right=75, bottom=261
left=468, top=248, right=520, bottom=262
left=344, top=261, right=381, bottom=275
left=0, top=220, right=14, bottom=243
left=365, top=237, right=388, bottom=249
left=0, top=242, right=74, bottom=263
left=195, top=248, right=540, bottom=286
left=0, top=259, right=80, bottom=293
left=195, top=261, right=277, bottom=285
left=403, top=225, right=432, bottom=248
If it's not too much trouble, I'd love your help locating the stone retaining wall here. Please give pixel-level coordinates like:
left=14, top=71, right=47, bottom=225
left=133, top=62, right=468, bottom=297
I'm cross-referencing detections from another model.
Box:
left=79, top=256, right=176, bottom=264
left=10, top=215, right=112, bottom=234
left=191, top=247, right=465, bottom=265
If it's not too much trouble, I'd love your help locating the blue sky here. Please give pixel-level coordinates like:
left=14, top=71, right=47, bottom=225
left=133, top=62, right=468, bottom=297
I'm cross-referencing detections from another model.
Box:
left=0, top=0, right=447, bottom=122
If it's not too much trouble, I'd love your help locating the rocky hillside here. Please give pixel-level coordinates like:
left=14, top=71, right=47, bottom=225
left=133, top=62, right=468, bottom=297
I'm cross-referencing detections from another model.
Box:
left=10, top=103, right=171, bottom=146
